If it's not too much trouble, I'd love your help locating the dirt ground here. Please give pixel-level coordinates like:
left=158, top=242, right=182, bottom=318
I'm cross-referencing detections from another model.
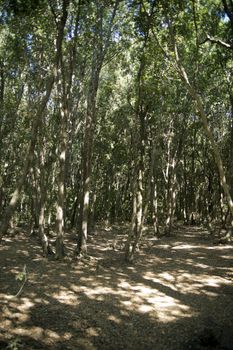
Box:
left=0, top=225, right=233, bottom=350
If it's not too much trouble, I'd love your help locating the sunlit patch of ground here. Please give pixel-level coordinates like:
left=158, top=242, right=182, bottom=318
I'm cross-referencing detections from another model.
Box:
left=0, top=225, right=233, bottom=349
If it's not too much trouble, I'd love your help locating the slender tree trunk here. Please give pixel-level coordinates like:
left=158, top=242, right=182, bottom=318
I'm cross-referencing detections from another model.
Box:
left=55, top=5, right=80, bottom=258
left=190, top=128, right=196, bottom=223
left=125, top=170, right=138, bottom=261
left=0, top=60, right=5, bottom=141
left=89, top=191, right=97, bottom=234
left=55, top=93, right=69, bottom=258
left=228, top=95, right=233, bottom=225
left=173, top=39, right=233, bottom=231
left=125, top=144, right=157, bottom=261
left=29, top=167, right=40, bottom=233
left=152, top=179, right=159, bottom=236
left=220, top=190, right=228, bottom=229
left=183, top=152, right=189, bottom=223
left=0, top=76, right=54, bottom=240
left=125, top=2, right=156, bottom=261
left=77, top=88, right=96, bottom=254
left=163, top=125, right=183, bottom=234
left=77, top=0, right=119, bottom=255
left=0, top=0, right=69, bottom=241
left=165, top=164, right=177, bottom=235
left=38, top=131, right=52, bottom=256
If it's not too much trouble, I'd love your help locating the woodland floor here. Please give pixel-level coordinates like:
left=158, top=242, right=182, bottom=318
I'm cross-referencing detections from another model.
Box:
left=0, top=225, right=233, bottom=350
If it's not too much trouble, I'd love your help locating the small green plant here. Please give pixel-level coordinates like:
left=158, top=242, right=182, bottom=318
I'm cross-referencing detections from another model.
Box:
left=6, top=337, right=22, bottom=350
left=16, top=269, right=26, bottom=282
left=14, top=265, right=27, bottom=297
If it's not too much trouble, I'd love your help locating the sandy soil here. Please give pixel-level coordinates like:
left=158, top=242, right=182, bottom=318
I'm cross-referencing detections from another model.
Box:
left=0, top=225, right=233, bottom=350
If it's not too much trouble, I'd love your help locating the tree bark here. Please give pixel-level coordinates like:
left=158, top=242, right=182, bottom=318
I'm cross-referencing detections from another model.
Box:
left=172, top=38, right=233, bottom=230
left=55, top=3, right=81, bottom=258
left=0, top=0, right=69, bottom=241
left=77, top=0, right=119, bottom=255
left=125, top=1, right=156, bottom=261
left=125, top=144, right=157, bottom=261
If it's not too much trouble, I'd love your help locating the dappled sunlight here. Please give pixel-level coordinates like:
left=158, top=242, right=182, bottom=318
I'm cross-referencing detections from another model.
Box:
left=120, top=281, right=193, bottom=322
left=76, top=285, right=118, bottom=299
left=172, top=243, right=233, bottom=251
left=107, top=315, right=121, bottom=324
left=12, top=326, right=61, bottom=344
left=68, top=275, right=195, bottom=323
left=143, top=266, right=232, bottom=299
left=172, top=244, right=201, bottom=250
left=1, top=226, right=233, bottom=349
left=52, top=289, right=78, bottom=306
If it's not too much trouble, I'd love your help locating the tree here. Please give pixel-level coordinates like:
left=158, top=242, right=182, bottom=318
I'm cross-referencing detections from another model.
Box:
left=77, top=0, right=119, bottom=256
left=0, top=0, right=70, bottom=241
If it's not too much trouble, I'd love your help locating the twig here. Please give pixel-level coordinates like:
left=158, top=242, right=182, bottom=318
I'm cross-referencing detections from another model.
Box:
left=201, top=34, right=232, bottom=50
left=9, top=265, right=28, bottom=299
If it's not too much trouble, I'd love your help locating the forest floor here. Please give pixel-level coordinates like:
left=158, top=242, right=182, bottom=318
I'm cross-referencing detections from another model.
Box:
left=0, top=224, right=233, bottom=350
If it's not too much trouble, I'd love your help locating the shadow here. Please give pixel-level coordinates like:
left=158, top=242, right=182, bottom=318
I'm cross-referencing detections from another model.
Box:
left=1, top=225, right=233, bottom=349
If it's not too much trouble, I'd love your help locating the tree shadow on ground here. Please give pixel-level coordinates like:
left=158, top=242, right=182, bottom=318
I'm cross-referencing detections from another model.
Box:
left=0, top=225, right=233, bottom=349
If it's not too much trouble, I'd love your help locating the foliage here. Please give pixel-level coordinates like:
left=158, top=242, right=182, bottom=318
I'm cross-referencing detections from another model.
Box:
left=0, top=0, right=232, bottom=256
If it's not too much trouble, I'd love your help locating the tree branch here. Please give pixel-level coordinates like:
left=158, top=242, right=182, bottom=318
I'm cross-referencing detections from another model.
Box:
left=201, top=34, right=232, bottom=50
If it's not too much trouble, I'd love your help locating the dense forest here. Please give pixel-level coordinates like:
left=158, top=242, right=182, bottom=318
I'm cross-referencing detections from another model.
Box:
left=1, top=1, right=233, bottom=349
left=0, top=0, right=232, bottom=259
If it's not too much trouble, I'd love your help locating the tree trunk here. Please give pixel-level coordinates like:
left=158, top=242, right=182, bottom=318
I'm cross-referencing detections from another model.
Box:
left=55, top=5, right=81, bottom=258
left=55, top=78, right=69, bottom=259
left=38, top=131, right=52, bottom=256
left=0, top=76, right=54, bottom=240
left=173, top=38, right=233, bottom=231
left=77, top=0, right=119, bottom=255
left=125, top=144, right=157, bottom=261
left=152, top=179, right=159, bottom=236
left=165, top=165, right=177, bottom=235
left=125, top=2, right=156, bottom=261
left=228, top=95, right=233, bottom=225
left=77, top=92, right=96, bottom=255
left=0, top=0, right=69, bottom=241
left=125, top=170, right=138, bottom=261
left=183, top=151, right=189, bottom=223
left=0, top=60, right=5, bottom=141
